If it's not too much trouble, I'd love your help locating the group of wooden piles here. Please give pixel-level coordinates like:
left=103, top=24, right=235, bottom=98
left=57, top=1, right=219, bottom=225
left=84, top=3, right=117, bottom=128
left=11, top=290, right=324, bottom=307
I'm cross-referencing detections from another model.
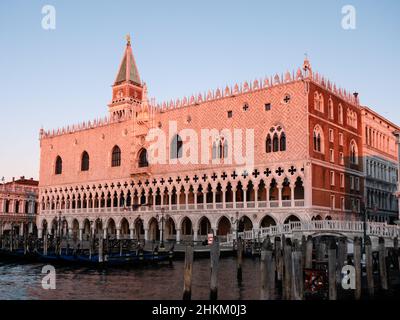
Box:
left=181, top=235, right=400, bottom=300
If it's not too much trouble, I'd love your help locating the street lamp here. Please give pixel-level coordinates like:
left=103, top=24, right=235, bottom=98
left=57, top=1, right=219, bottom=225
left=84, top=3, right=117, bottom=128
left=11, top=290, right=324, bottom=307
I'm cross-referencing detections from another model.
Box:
left=156, top=207, right=166, bottom=249
left=136, top=215, right=144, bottom=245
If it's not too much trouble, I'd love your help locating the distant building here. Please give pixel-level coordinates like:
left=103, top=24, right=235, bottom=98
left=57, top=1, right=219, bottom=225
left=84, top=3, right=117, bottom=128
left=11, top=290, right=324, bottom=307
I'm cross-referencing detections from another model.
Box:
left=0, top=177, right=39, bottom=236
left=361, top=107, right=400, bottom=223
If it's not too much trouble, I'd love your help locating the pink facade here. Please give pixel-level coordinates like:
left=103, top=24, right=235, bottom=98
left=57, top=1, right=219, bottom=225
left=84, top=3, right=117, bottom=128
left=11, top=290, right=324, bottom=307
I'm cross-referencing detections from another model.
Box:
left=36, top=38, right=397, bottom=242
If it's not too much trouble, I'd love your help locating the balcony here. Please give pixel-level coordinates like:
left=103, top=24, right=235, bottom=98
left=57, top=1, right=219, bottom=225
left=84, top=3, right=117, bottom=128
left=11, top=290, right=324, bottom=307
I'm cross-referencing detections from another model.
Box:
left=41, top=197, right=306, bottom=216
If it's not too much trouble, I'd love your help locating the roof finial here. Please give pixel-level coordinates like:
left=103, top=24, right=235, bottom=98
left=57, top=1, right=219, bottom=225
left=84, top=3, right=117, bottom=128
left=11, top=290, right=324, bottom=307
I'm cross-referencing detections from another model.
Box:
left=126, top=34, right=131, bottom=46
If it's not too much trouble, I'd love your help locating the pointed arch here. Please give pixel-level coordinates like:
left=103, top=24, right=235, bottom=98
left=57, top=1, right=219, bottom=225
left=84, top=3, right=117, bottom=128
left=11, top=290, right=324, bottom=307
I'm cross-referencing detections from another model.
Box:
left=111, top=145, right=121, bottom=167
left=170, top=134, right=183, bottom=159
left=266, top=134, right=272, bottom=153
left=55, top=156, right=62, bottom=175
left=280, top=132, right=286, bottom=151
left=81, top=151, right=89, bottom=171
left=138, top=148, right=148, bottom=167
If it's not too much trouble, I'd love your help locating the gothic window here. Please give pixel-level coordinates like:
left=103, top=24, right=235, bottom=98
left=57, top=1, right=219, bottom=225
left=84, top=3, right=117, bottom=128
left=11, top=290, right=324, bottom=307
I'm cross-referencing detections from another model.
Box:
left=272, top=133, right=279, bottom=152
left=338, top=104, right=343, bottom=124
left=314, top=92, right=320, bottom=111
left=212, top=138, right=228, bottom=160
left=55, top=156, right=62, bottom=175
left=280, top=132, right=286, bottom=151
left=212, top=141, right=217, bottom=159
left=328, top=98, right=334, bottom=119
left=266, top=127, right=286, bottom=153
left=223, top=140, right=228, bottom=158
left=170, top=134, right=183, bottom=159
left=81, top=151, right=89, bottom=171
left=350, top=140, right=358, bottom=164
left=138, top=148, right=148, bottom=167
left=266, top=134, right=272, bottom=153
left=111, top=146, right=121, bottom=167
left=313, top=125, right=324, bottom=153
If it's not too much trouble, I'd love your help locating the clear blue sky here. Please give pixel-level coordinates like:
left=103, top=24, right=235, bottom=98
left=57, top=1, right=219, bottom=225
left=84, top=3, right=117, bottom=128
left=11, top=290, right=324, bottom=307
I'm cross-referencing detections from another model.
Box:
left=0, top=0, right=399, bottom=181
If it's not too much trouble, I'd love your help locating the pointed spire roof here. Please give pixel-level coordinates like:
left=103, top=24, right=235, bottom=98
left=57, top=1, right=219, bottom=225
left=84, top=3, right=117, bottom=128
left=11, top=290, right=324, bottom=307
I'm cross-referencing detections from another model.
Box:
left=114, top=34, right=141, bottom=86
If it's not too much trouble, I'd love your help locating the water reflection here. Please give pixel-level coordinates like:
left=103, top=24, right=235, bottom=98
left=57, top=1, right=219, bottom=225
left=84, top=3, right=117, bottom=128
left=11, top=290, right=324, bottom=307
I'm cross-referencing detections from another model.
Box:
left=0, top=257, right=261, bottom=300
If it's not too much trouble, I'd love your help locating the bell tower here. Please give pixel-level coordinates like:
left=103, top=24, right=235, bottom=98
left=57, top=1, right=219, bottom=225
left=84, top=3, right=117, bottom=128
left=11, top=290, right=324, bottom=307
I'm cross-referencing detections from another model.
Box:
left=109, top=35, right=144, bottom=117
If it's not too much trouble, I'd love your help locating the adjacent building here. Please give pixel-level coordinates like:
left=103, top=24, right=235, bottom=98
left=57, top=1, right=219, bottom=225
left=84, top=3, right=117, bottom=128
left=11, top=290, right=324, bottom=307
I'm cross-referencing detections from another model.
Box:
left=0, top=177, right=39, bottom=235
left=36, top=37, right=397, bottom=242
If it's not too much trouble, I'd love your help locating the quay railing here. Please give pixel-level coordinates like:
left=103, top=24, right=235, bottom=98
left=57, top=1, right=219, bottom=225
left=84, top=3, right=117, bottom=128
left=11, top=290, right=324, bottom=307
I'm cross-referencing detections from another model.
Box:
left=224, top=220, right=400, bottom=244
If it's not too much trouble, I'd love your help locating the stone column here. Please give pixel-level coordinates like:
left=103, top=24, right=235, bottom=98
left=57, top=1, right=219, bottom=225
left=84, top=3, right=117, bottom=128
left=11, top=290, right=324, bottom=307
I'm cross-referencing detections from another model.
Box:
left=144, top=228, right=149, bottom=241
left=129, top=228, right=134, bottom=240
left=278, top=185, right=283, bottom=207
left=194, top=192, right=198, bottom=209
left=153, top=194, right=156, bottom=211
left=168, top=193, right=172, bottom=211
left=243, top=188, right=247, bottom=208
left=266, top=186, right=270, bottom=208
left=79, top=228, right=83, bottom=241
left=254, top=187, right=259, bottom=208
left=222, top=188, right=226, bottom=209
left=291, top=185, right=295, bottom=207
left=103, top=228, right=107, bottom=240
left=212, top=190, right=216, bottom=209
left=176, top=229, right=181, bottom=244
left=38, top=228, right=43, bottom=239
left=193, top=228, right=198, bottom=242
left=185, top=192, right=189, bottom=210
left=233, top=188, right=237, bottom=209
left=116, top=228, right=121, bottom=240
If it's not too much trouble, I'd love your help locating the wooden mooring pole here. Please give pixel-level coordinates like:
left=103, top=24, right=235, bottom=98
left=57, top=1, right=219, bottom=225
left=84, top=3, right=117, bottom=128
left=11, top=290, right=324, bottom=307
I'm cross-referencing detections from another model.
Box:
left=237, top=238, right=243, bottom=282
left=274, top=236, right=283, bottom=282
left=291, top=240, right=303, bottom=300
left=210, top=237, right=220, bottom=300
left=365, top=236, right=374, bottom=297
left=336, top=237, right=347, bottom=284
left=260, top=237, right=275, bottom=300
left=353, top=237, right=362, bottom=300
left=328, top=239, right=337, bottom=300
left=305, top=235, right=313, bottom=269
left=378, top=237, right=388, bottom=291
left=183, top=245, right=194, bottom=300
left=283, top=238, right=292, bottom=300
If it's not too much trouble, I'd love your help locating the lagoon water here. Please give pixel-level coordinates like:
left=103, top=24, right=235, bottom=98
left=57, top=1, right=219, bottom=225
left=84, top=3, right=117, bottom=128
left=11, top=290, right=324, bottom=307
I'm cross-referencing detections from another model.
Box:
left=0, top=257, right=261, bottom=300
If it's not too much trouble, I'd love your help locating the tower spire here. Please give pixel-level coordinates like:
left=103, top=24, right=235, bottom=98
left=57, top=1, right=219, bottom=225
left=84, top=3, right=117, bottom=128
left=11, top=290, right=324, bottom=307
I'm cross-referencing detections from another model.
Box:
left=114, top=34, right=141, bottom=86
left=109, top=35, right=144, bottom=116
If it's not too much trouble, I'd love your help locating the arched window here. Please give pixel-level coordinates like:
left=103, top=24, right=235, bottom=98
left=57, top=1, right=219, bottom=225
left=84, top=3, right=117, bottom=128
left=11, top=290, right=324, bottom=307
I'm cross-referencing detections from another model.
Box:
left=55, top=156, right=62, bottom=175
left=170, top=134, right=183, bottom=159
left=272, top=133, right=279, bottom=152
left=138, top=148, right=148, bottom=167
left=314, top=92, right=320, bottom=111
left=266, top=134, right=272, bottom=153
left=313, top=125, right=324, bottom=153
left=328, top=99, right=334, bottom=119
left=280, top=132, right=286, bottom=151
left=223, top=140, right=228, bottom=158
left=212, top=141, right=217, bottom=159
left=338, top=104, right=343, bottom=124
left=81, top=151, right=89, bottom=171
left=350, top=140, right=358, bottom=164
left=319, top=93, right=324, bottom=112
left=111, top=146, right=121, bottom=167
